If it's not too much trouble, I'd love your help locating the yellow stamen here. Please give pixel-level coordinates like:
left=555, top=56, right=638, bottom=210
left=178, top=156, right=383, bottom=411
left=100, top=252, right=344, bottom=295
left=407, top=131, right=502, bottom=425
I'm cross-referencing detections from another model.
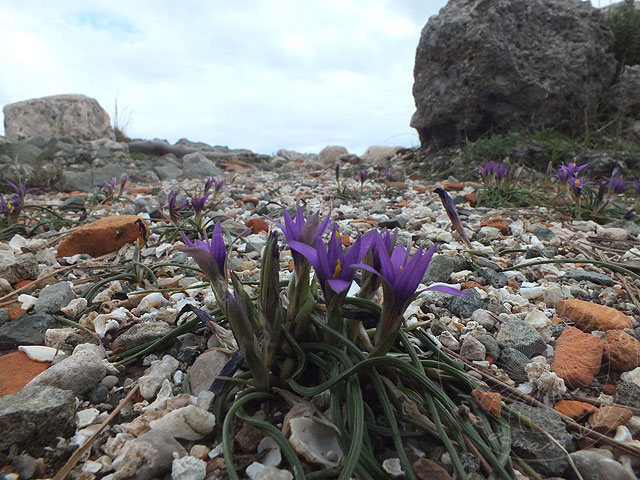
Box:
left=335, top=231, right=340, bottom=240
left=332, top=259, right=341, bottom=279
left=400, top=265, right=403, bottom=271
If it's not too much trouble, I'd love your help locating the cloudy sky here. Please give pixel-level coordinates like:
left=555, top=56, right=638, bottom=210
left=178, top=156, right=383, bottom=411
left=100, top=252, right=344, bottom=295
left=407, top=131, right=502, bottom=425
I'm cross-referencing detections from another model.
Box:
left=0, top=1, right=619, bottom=155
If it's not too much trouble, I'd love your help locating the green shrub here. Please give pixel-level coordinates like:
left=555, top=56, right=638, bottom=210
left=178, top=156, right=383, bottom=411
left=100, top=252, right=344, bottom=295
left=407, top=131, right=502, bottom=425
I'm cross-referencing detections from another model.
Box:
left=608, top=0, right=640, bottom=66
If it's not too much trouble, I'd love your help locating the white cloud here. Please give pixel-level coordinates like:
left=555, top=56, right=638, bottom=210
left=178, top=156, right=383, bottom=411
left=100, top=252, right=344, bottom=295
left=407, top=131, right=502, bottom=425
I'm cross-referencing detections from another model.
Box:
left=0, top=0, right=621, bottom=154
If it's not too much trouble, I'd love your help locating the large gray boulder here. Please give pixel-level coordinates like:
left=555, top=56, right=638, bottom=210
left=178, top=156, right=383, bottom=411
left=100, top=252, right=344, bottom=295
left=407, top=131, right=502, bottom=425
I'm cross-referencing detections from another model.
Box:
left=3, top=94, right=115, bottom=141
left=411, top=0, right=617, bottom=147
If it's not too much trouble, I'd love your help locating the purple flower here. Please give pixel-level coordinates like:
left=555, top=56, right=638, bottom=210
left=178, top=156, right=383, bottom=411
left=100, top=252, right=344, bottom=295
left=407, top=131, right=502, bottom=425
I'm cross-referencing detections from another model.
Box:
left=0, top=193, right=23, bottom=220
left=180, top=221, right=232, bottom=305
left=105, top=177, right=117, bottom=190
left=288, top=224, right=374, bottom=297
left=554, top=162, right=588, bottom=184
left=119, top=174, right=128, bottom=192
left=204, top=177, right=225, bottom=195
left=608, top=175, right=628, bottom=195
left=479, top=162, right=511, bottom=181
left=6, top=180, right=38, bottom=199
left=189, top=194, right=209, bottom=216
left=384, top=169, right=395, bottom=182
left=355, top=234, right=469, bottom=356
left=358, top=238, right=466, bottom=317
left=269, top=206, right=331, bottom=271
left=434, top=187, right=473, bottom=248
left=358, top=169, right=369, bottom=185
left=168, top=191, right=188, bottom=223
left=632, top=179, right=640, bottom=195
left=570, top=176, right=593, bottom=197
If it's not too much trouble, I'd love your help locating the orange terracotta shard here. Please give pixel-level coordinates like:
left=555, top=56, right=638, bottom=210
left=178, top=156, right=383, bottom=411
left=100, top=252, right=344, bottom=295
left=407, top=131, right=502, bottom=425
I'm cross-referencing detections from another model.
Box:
left=57, top=215, right=147, bottom=258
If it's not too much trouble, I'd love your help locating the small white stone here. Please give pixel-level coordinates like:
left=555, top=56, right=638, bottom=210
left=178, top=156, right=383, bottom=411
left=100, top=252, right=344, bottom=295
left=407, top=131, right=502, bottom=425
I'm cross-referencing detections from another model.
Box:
left=258, top=436, right=282, bottom=467
left=288, top=417, right=342, bottom=468
left=382, top=458, right=404, bottom=478
left=60, top=297, right=88, bottom=318
left=139, top=355, right=180, bottom=400
left=17, top=294, right=38, bottom=311
left=621, top=367, right=640, bottom=387
left=149, top=404, right=216, bottom=440
left=136, top=292, right=169, bottom=313
left=18, top=345, right=64, bottom=363
left=171, top=455, right=206, bottom=480
left=246, top=462, right=293, bottom=480
left=76, top=408, right=100, bottom=428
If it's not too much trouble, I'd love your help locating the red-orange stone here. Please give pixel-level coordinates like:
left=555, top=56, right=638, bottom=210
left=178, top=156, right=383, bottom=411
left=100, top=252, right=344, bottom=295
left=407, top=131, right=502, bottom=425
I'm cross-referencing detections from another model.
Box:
left=0, top=352, right=50, bottom=396
left=57, top=215, right=146, bottom=258
left=471, top=389, right=502, bottom=416
left=556, top=299, right=632, bottom=331
left=553, top=400, right=597, bottom=419
left=604, top=330, right=640, bottom=373
left=245, top=218, right=269, bottom=234
left=552, top=326, right=603, bottom=388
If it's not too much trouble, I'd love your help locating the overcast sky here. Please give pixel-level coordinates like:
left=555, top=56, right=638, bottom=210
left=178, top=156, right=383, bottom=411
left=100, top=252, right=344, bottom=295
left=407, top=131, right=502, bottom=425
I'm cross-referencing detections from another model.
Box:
left=0, top=1, right=620, bottom=155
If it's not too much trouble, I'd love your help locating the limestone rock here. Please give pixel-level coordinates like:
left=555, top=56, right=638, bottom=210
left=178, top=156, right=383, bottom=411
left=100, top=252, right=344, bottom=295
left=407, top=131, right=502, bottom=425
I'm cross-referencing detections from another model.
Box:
left=33, top=281, right=74, bottom=314
left=111, top=429, right=186, bottom=480
left=411, top=0, right=616, bottom=146
left=3, top=94, right=114, bottom=141
left=26, top=343, right=107, bottom=395
left=317, top=146, right=348, bottom=166
left=139, top=355, right=180, bottom=400
left=507, top=401, right=572, bottom=476
left=360, top=145, right=402, bottom=167
left=182, top=152, right=222, bottom=178
left=570, top=449, right=636, bottom=480
left=187, top=349, right=230, bottom=396
left=0, top=312, right=60, bottom=350
left=605, top=65, right=640, bottom=119
left=0, top=386, right=75, bottom=452
left=0, top=252, right=39, bottom=284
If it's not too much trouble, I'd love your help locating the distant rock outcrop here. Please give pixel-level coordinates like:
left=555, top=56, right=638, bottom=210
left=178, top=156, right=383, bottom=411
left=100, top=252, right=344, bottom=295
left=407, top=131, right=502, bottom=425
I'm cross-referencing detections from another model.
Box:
left=411, top=0, right=617, bottom=147
left=3, top=94, right=114, bottom=141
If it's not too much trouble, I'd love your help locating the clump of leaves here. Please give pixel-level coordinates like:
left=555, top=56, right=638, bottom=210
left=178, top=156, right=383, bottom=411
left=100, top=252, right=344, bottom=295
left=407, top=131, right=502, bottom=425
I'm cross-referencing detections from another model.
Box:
left=475, top=160, right=542, bottom=208
left=609, top=0, right=640, bottom=66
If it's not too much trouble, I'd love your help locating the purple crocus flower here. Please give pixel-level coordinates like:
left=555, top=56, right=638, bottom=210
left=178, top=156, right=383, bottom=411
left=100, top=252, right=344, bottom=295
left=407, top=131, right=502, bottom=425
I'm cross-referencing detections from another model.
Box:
left=119, top=173, right=128, bottom=192
left=269, top=206, right=331, bottom=272
left=570, top=176, right=593, bottom=197
left=608, top=175, right=628, bottom=195
left=180, top=221, right=230, bottom=304
left=358, top=238, right=466, bottom=317
left=0, top=193, right=23, bottom=220
left=189, top=194, right=209, bottom=216
left=554, top=161, right=588, bottom=184
left=479, top=162, right=512, bottom=182
left=204, top=177, right=225, bottom=196
left=434, top=187, right=473, bottom=249
left=105, top=177, right=117, bottom=190
left=168, top=191, right=188, bottom=224
left=6, top=180, right=38, bottom=199
left=288, top=223, right=374, bottom=297
left=355, top=234, right=469, bottom=356
left=632, top=179, right=640, bottom=195
left=384, top=169, right=395, bottom=182
left=180, top=221, right=226, bottom=281
left=358, top=168, right=369, bottom=185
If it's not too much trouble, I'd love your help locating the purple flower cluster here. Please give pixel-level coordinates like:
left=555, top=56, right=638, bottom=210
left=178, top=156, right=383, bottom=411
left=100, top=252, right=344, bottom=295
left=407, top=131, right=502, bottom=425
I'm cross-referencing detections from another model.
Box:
left=181, top=206, right=468, bottom=356
left=204, top=177, right=225, bottom=196
left=479, top=161, right=512, bottom=182
left=1, top=181, right=35, bottom=221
